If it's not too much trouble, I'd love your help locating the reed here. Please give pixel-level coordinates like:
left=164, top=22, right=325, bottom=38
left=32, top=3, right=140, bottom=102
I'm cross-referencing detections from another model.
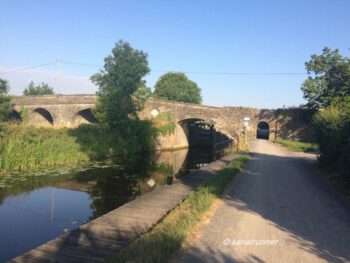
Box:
left=0, top=122, right=155, bottom=173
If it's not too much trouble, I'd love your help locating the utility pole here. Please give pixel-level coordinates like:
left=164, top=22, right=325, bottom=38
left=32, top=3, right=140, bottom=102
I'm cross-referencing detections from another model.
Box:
left=244, top=117, right=250, bottom=145
left=55, top=58, right=62, bottom=95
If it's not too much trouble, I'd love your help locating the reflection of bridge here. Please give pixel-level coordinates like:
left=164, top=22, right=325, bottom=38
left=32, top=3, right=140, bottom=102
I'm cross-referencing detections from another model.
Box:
left=11, top=95, right=311, bottom=149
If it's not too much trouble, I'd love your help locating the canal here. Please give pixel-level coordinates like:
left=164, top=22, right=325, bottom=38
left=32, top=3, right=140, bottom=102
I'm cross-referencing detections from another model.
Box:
left=0, top=147, right=226, bottom=262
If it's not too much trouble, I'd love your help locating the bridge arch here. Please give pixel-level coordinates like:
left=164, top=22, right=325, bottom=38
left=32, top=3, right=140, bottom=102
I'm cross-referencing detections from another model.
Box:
left=72, top=108, right=97, bottom=127
left=30, top=108, right=54, bottom=127
left=178, top=118, right=214, bottom=147
left=178, top=118, right=233, bottom=149
left=257, top=121, right=270, bottom=140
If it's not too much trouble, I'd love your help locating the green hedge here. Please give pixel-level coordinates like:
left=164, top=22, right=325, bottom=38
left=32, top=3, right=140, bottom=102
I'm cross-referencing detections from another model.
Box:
left=313, top=105, right=350, bottom=188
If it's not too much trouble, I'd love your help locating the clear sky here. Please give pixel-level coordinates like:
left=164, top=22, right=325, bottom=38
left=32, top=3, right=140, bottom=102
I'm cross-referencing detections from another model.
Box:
left=1, top=0, right=349, bottom=108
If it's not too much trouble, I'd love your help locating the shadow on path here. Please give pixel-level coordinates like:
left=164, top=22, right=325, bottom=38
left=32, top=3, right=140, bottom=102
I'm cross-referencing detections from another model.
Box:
left=179, top=147, right=350, bottom=263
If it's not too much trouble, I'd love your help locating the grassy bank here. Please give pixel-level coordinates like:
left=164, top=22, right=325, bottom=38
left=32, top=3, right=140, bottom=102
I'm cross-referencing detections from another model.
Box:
left=274, top=138, right=318, bottom=153
left=110, top=154, right=250, bottom=263
left=0, top=122, right=154, bottom=173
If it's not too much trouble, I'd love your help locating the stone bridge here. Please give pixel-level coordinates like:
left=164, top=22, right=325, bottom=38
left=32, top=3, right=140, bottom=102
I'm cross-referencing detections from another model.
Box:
left=11, top=95, right=312, bottom=149
left=11, top=95, right=97, bottom=128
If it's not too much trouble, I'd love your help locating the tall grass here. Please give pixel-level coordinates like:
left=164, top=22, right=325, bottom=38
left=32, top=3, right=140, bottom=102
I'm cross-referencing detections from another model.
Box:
left=110, top=154, right=250, bottom=263
left=0, top=122, right=155, bottom=173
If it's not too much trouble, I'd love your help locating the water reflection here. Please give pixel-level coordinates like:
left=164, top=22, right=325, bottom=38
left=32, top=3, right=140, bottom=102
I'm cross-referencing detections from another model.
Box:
left=0, top=145, right=235, bottom=261
left=0, top=146, right=229, bottom=262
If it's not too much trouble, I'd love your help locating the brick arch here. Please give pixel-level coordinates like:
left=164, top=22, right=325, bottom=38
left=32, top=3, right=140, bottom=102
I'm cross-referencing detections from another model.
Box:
left=30, top=108, right=54, bottom=127
left=177, top=117, right=234, bottom=149
left=177, top=118, right=211, bottom=147
left=177, top=115, right=217, bottom=125
left=178, top=117, right=214, bottom=125
left=71, top=108, right=97, bottom=127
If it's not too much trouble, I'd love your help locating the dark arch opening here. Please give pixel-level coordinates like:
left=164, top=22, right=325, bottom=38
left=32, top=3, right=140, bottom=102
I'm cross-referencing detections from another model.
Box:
left=178, top=118, right=215, bottom=168
left=8, top=110, right=22, bottom=123
left=178, top=118, right=214, bottom=147
left=257, top=121, right=269, bottom=140
left=75, top=109, right=97, bottom=124
left=178, top=118, right=233, bottom=163
left=33, top=108, right=54, bottom=125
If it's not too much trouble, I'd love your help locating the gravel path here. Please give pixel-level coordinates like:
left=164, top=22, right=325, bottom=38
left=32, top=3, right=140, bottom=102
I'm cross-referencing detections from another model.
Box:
left=179, top=140, right=350, bottom=263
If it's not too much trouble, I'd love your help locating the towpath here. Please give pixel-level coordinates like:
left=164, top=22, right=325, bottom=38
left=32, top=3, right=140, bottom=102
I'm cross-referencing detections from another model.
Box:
left=179, top=140, right=350, bottom=263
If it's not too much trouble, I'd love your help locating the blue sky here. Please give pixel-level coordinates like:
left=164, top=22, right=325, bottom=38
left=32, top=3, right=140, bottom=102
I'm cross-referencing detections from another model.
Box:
left=1, top=0, right=349, bottom=108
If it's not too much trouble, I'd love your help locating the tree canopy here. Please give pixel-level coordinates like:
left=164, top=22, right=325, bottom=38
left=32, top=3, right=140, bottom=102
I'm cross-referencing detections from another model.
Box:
left=23, top=81, right=54, bottom=96
left=153, top=72, right=202, bottom=104
left=133, top=80, right=152, bottom=110
left=0, top=78, right=10, bottom=94
left=301, top=47, right=350, bottom=109
left=91, top=40, right=150, bottom=127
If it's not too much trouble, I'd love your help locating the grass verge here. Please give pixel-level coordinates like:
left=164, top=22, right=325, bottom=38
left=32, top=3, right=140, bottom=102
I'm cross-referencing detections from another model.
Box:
left=109, top=154, right=250, bottom=263
left=274, top=138, right=318, bottom=153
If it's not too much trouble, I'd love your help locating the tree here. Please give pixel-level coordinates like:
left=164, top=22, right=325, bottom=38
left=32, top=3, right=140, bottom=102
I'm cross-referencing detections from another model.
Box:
left=301, top=47, right=350, bottom=109
left=0, top=78, right=11, bottom=122
left=23, top=81, right=54, bottom=96
left=153, top=72, right=202, bottom=104
left=91, top=40, right=150, bottom=127
left=0, top=78, right=10, bottom=94
left=133, top=80, right=152, bottom=110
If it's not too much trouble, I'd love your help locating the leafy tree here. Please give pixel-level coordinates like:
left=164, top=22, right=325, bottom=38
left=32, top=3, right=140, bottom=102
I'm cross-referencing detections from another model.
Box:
left=153, top=72, right=202, bottom=104
left=301, top=47, right=350, bottom=109
left=23, top=81, right=54, bottom=96
left=0, top=78, right=11, bottom=122
left=91, top=40, right=150, bottom=127
left=133, top=80, right=152, bottom=110
left=0, top=78, right=10, bottom=94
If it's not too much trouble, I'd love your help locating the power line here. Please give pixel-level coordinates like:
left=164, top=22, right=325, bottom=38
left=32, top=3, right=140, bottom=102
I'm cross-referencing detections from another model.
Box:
left=61, top=61, right=307, bottom=75
left=0, top=62, right=57, bottom=75
left=152, top=70, right=307, bottom=75
left=62, top=61, right=101, bottom=68
left=0, top=59, right=308, bottom=76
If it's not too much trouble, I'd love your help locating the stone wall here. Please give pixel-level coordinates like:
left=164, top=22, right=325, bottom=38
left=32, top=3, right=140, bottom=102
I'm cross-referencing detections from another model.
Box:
left=277, top=108, right=315, bottom=141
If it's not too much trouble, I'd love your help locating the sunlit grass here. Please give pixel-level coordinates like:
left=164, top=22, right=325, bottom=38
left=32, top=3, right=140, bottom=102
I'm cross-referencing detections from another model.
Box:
left=274, top=138, right=319, bottom=153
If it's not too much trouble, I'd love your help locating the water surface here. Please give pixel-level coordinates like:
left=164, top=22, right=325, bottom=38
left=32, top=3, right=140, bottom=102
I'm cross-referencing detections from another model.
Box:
left=0, top=147, right=221, bottom=262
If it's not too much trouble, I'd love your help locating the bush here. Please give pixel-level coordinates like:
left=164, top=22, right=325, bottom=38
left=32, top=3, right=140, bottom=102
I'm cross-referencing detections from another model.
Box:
left=0, top=94, right=11, bottom=122
left=313, top=105, right=350, bottom=187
